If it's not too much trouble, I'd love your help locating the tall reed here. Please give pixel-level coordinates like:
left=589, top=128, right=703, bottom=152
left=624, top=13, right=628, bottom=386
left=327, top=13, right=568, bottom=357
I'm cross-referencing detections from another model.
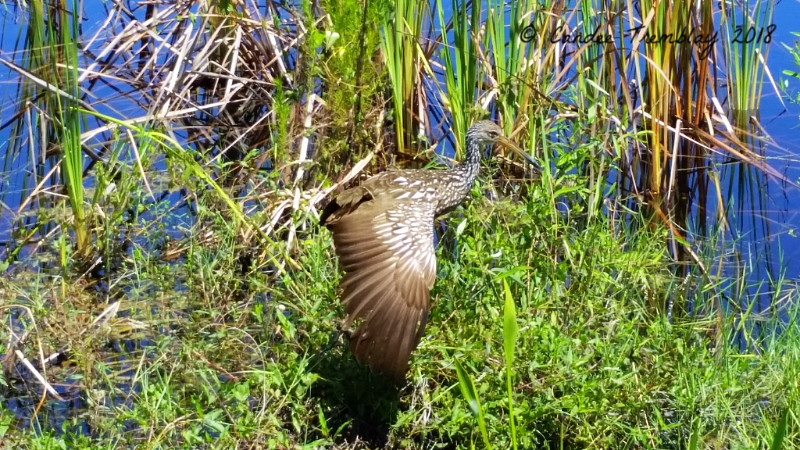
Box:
left=383, top=0, right=428, bottom=154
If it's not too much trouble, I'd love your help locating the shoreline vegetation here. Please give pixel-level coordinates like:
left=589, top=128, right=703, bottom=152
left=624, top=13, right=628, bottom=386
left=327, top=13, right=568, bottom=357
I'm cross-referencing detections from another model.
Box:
left=0, top=0, right=798, bottom=448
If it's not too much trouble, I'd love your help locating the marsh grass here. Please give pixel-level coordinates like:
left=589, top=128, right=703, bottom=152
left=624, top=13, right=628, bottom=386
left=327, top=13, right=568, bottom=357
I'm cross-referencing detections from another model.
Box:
left=2, top=164, right=799, bottom=447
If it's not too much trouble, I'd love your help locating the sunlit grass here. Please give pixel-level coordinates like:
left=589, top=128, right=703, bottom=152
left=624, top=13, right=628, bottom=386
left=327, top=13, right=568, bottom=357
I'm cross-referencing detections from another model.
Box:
left=0, top=0, right=798, bottom=448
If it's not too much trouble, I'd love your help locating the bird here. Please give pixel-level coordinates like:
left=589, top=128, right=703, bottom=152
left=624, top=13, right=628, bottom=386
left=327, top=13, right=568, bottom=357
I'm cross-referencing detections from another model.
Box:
left=320, top=120, right=538, bottom=380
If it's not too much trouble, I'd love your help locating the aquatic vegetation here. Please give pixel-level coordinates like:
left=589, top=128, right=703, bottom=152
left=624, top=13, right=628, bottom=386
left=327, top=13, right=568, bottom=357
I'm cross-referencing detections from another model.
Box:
left=0, top=0, right=797, bottom=447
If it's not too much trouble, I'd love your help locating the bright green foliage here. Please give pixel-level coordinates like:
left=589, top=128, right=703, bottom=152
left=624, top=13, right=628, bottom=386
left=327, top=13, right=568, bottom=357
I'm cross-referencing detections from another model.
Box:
left=5, top=173, right=798, bottom=448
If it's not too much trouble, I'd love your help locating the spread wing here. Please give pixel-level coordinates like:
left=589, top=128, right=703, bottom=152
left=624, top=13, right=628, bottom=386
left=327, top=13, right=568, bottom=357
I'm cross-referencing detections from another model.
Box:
left=324, top=187, right=437, bottom=380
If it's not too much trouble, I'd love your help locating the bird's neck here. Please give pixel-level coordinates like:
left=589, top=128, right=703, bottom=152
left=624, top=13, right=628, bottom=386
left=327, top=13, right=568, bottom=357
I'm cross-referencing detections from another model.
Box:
left=457, top=138, right=484, bottom=182
left=436, top=142, right=482, bottom=214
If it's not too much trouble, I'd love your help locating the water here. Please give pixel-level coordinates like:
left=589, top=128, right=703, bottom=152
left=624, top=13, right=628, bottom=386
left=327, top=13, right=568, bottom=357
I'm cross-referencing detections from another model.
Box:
left=0, top=0, right=799, bottom=441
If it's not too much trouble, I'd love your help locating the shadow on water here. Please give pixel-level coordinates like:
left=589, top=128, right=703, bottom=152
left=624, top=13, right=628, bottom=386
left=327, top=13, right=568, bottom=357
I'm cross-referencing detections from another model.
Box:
left=1, top=335, right=157, bottom=441
left=0, top=254, right=193, bottom=441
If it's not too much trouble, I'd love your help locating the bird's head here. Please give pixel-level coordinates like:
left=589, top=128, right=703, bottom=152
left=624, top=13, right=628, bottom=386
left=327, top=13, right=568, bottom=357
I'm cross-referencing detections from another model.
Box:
left=467, top=120, right=541, bottom=169
left=466, top=120, right=506, bottom=146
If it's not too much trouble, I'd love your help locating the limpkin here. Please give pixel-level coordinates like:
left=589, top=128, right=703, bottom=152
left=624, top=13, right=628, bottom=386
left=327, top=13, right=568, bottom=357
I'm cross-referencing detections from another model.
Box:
left=320, top=120, right=537, bottom=380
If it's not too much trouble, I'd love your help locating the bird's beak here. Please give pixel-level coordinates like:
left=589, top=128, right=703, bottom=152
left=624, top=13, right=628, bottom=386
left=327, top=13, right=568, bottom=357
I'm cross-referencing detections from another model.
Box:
left=495, top=136, right=542, bottom=172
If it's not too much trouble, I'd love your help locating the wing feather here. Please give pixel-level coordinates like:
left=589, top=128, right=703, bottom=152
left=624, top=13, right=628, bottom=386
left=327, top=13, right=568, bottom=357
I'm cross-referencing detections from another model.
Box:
left=325, top=195, right=437, bottom=380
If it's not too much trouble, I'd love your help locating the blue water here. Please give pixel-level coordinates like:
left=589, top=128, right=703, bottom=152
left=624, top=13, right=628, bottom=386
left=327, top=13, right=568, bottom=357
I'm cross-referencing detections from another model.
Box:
left=734, top=7, right=800, bottom=288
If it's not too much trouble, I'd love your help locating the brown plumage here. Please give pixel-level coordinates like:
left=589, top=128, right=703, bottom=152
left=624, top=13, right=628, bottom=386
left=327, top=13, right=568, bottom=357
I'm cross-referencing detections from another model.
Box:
left=320, top=121, right=536, bottom=380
